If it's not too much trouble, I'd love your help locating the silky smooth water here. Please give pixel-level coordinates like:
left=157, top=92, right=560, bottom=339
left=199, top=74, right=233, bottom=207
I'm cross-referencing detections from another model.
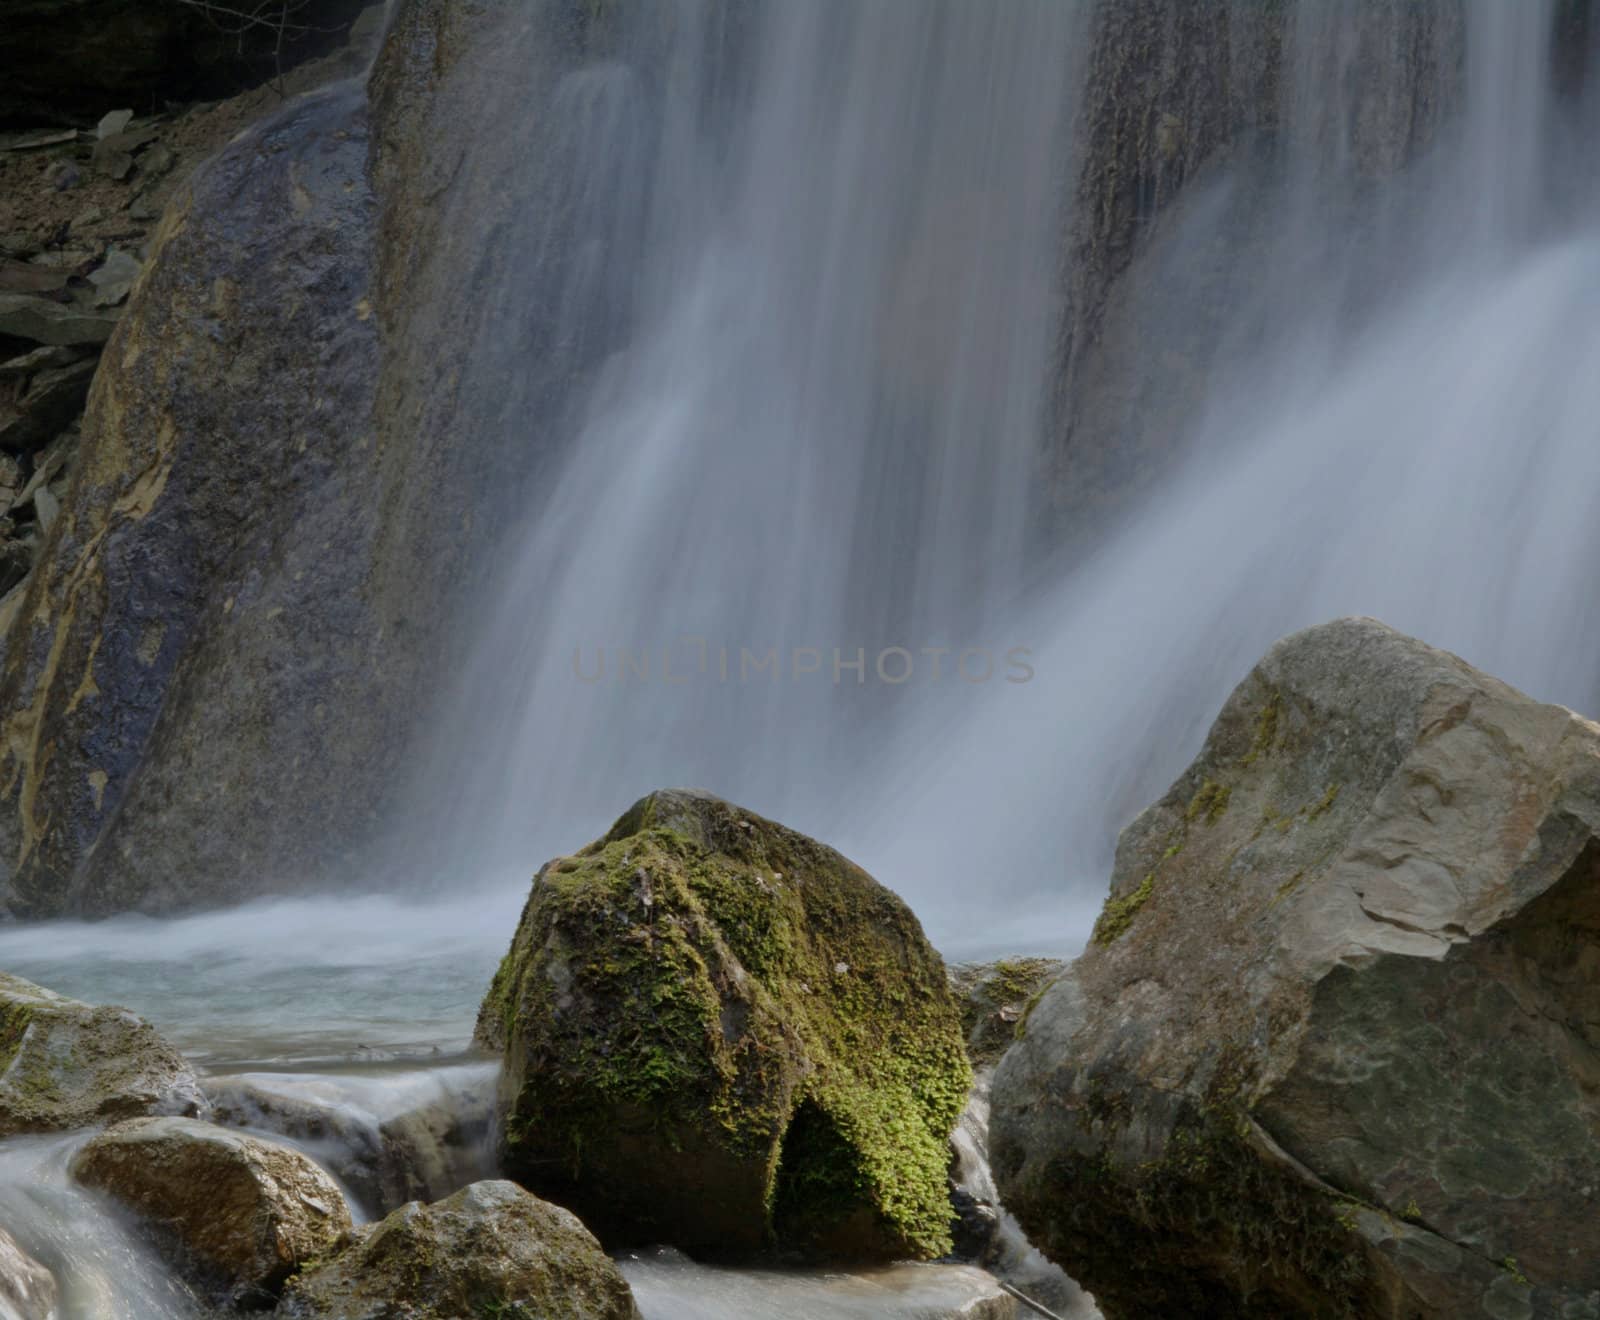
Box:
left=4, top=3, right=1599, bottom=1316
left=406, top=0, right=1600, bottom=953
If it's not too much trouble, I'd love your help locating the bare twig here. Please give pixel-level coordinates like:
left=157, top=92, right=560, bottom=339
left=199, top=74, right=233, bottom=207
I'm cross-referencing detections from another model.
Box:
left=165, top=0, right=347, bottom=95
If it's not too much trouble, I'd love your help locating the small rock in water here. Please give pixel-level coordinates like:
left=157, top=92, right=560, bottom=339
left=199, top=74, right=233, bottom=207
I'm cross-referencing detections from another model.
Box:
left=71, top=1116, right=353, bottom=1306
left=278, top=1180, right=640, bottom=1319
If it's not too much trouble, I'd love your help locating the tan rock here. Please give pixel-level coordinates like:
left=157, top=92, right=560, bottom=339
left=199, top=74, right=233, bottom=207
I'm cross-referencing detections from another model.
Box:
left=278, top=1179, right=640, bottom=1320
left=71, top=1116, right=351, bottom=1306
left=0, top=971, right=205, bottom=1136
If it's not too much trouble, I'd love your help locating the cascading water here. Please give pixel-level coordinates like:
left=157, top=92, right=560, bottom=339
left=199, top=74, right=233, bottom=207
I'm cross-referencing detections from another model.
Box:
left=859, top=0, right=1600, bottom=949
left=420, top=0, right=1600, bottom=957
left=6, top=4, right=1600, bottom=1316
left=418, top=0, right=1085, bottom=891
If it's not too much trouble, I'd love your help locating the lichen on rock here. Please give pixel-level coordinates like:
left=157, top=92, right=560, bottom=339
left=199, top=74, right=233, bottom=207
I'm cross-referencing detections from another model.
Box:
left=277, top=1179, right=640, bottom=1320
left=991, top=617, right=1600, bottom=1318
left=0, top=971, right=205, bottom=1136
left=476, top=788, right=971, bottom=1261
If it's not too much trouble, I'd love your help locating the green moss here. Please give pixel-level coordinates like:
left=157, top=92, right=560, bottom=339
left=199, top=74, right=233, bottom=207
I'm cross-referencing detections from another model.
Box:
left=1242, top=690, right=1282, bottom=767
left=1308, top=782, right=1342, bottom=820
left=1502, top=1257, right=1529, bottom=1286
left=480, top=793, right=969, bottom=1260
left=0, top=1001, right=32, bottom=1074
left=1186, top=779, right=1232, bottom=826
left=1092, top=873, right=1155, bottom=947
left=1399, top=1198, right=1422, bottom=1223
left=1270, top=872, right=1305, bottom=908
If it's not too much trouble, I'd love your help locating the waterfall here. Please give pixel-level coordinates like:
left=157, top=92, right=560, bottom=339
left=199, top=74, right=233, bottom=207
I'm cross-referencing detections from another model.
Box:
left=419, top=0, right=1600, bottom=954
left=418, top=0, right=1083, bottom=880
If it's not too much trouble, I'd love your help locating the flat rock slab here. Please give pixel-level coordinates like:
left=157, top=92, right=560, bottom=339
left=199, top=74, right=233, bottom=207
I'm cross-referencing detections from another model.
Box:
left=0, top=295, right=120, bottom=346
left=619, top=1252, right=1021, bottom=1320
left=278, top=1179, right=640, bottom=1320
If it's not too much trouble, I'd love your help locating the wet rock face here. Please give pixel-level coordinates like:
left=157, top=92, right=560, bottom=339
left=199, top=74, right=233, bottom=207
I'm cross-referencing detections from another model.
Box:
left=70, top=1116, right=352, bottom=1306
left=0, top=1223, right=58, bottom=1320
left=478, top=789, right=972, bottom=1262
left=0, top=0, right=372, bottom=127
left=991, top=617, right=1600, bottom=1318
left=0, top=84, right=380, bottom=916
left=277, top=1179, right=642, bottom=1320
left=1048, top=0, right=1467, bottom=527
left=0, top=971, right=206, bottom=1136
left=0, top=0, right=620, bottom=918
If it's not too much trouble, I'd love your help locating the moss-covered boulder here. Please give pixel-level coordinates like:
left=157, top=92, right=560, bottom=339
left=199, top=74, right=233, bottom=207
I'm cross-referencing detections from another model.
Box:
left=277, top=1180, right=640, bottom=1320
left=0, top=971, right=205, bottom=1135
left=476, top=789, right=971, bottom=1261
left=71, top=1116, right=352, bottom=1306
left=946, top=959, right=1065, bottom=1070
left=991, top=618, right=1600, bottom=1318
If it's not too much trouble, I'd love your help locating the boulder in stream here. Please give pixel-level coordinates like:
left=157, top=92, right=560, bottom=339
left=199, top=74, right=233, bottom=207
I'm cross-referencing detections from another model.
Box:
left=0, top=1223, right=57, bottom=1320
left=992, top=617, right=1600, bottom=1318
left=477, top=788, right=972, bottom=1261
left=71, top=1115, right=352, bottom=1306
left=0, top=971, right=205, bottom=1136
left=277, top=1179, right=641, bottom=1320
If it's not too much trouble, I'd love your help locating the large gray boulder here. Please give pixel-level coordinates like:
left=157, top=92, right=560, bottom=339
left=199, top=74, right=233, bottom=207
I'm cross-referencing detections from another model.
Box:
left=71, top=1116, right=352, bottom=1306
left=991, top=617, right=1600, bottom=1318
left=277, top=1179, right=641, bottom=1320
left=0, top=971, right=205, bottom=1135
left=0, top=81, right=379, bottom=916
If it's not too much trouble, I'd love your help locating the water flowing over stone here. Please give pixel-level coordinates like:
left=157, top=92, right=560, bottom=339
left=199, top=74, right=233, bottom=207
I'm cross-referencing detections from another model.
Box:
left=71, top=1116, right=353, bottom=1307
left=403, top=0, right=1600, bottom=962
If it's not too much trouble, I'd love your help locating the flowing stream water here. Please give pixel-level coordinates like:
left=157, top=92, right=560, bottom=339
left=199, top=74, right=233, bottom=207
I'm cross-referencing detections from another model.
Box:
left=5, top=1, right=1600, bottom=1316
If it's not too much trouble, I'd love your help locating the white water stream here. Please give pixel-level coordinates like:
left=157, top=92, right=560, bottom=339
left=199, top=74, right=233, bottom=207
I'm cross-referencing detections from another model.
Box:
left=4, top=1, right=1598, bottom=1316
